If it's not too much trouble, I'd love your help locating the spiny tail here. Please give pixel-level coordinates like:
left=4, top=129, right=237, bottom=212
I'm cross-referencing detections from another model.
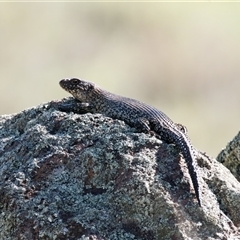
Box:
left=177, top=135, right=201, bottom=206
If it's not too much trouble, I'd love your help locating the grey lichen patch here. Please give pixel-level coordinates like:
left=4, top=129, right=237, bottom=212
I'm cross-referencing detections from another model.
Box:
left=217, top=131, right=240, bottom=181
left=0, top=98, right=240, bottom=239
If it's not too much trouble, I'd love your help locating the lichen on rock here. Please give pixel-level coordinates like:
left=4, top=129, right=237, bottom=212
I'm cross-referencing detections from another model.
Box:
left=217, top=131, right=240, bottom=182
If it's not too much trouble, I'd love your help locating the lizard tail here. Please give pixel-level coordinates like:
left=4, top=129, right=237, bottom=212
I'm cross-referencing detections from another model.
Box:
left=176, top=134, right=201, bottom=206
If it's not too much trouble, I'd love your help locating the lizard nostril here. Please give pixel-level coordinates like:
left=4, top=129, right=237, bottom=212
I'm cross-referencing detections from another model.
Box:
left=59, top=80, right=65, bottom=87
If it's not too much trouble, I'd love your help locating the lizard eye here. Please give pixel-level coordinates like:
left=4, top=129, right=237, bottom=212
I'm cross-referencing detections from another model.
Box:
left=71, top=78, right=80, bottom=85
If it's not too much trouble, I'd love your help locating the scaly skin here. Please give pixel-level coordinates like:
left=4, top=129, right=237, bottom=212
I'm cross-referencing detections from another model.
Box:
left=59, top=78, right=201, bottom=206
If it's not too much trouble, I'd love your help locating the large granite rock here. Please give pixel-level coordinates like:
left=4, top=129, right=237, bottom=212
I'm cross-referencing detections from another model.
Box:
left=0, top=98, right=239, bottom=239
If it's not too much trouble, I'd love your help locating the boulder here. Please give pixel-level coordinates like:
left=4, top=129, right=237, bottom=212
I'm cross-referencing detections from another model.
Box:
left=0, top=98, right=239, bottom=239
left=217, top=131, right=240, bottom=182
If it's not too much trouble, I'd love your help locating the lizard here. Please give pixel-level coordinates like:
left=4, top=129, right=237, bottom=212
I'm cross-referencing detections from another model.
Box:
left=59, top=78, right=201, bottom=206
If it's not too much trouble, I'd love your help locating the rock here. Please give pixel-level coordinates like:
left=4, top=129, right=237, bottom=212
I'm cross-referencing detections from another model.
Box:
left=217, top=131, right=240, bottom=182
left=0, top=98, right=240, bottom=240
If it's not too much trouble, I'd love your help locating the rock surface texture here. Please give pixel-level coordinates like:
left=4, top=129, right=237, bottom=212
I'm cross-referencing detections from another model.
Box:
left=217, top=131, right=240, bottom=182
left=0, top=98, right=240, bottom=240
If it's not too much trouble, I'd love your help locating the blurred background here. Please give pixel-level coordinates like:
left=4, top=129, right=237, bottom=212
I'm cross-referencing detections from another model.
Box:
left=0, top=3, right=239, bottom=158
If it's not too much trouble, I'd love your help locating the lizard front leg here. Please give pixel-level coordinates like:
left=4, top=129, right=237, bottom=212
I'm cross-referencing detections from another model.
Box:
left=59, top=99, right=94, bottom=114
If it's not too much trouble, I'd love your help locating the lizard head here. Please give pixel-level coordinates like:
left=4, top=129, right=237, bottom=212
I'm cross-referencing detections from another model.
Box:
left=59, top=78, right=95, bottom=101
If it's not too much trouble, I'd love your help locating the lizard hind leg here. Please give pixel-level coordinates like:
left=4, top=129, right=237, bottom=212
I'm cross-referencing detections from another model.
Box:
left=134, top=118, right=151, bottom=133
left=176, top=123, right=188, bottom=134
left=133, top=118, right=158, bottom=138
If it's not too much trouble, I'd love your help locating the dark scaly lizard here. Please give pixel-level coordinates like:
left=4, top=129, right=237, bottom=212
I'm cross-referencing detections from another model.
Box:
left=59, top=78, right=201, bottom=206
